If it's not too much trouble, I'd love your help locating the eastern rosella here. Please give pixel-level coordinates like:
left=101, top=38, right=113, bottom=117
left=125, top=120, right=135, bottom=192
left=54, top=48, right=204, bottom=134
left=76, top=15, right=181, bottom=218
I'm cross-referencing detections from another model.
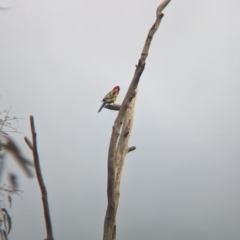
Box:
left=98, top=86, right=120, bottom=112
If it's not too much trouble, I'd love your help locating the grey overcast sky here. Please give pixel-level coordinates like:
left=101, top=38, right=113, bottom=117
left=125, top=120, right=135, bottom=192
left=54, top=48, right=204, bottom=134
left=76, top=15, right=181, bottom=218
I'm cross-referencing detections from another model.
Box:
left=1, top=0, right=240, bottom=239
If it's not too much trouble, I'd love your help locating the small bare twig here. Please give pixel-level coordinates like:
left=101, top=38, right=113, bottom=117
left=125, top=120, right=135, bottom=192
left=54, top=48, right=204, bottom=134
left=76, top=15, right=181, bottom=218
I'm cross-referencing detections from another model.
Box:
left=0, top=186, right=23, bottom=200
left=0, top=106, right=24, bottom=135
left=24, top=137, right=33, bottom=150
left=0, top=186, right=23, bottom=195
left=0, top=106, right=12, bottom=133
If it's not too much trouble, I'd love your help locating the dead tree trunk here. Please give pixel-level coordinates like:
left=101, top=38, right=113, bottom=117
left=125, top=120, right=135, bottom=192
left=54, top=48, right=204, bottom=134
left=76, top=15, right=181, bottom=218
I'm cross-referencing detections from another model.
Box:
left=103, top=1, right=171, bottom=240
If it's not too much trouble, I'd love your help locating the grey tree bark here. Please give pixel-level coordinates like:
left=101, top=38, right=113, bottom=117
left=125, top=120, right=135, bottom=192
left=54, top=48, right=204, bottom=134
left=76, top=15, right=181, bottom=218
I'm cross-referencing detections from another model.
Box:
left=103, top=1, right=172, bottom=240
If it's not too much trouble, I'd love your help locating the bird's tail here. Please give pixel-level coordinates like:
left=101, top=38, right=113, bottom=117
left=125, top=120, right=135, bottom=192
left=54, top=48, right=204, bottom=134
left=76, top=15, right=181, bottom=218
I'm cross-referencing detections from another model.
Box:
left=98, top=102, right=106, bottom=112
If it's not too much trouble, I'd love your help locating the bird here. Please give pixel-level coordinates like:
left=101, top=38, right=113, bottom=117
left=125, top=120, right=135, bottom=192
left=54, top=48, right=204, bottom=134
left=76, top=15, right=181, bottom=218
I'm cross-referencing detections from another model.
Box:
left=98, top=86, right=120, bottom=112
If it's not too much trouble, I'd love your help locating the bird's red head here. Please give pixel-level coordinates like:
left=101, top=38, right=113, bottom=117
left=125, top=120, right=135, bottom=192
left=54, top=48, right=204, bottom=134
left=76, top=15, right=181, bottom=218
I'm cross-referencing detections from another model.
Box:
left=113, top=86, right=120, bottom=94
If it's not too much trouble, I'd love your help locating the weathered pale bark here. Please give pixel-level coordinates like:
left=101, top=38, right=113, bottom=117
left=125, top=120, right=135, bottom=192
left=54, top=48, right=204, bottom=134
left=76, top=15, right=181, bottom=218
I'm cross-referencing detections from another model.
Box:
left=104, top=104, right=121, bottom=111
left=24, top=116, right=54, bottom=240
left=103, top=91, right=137, bottom=240
left=103, top=1, right=171, bottom=240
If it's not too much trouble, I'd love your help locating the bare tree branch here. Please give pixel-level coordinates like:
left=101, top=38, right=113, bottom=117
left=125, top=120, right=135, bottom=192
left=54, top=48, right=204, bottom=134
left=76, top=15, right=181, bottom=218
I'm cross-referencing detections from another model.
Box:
left=141, top=0, right=171, bottom=64
left=27, top=116, right=54, bottom=240
left=103, top=1, right=171, bottom=240
left=24, top=136, right=33, bottom=150
left=128, top=146, right=136, bottom=153
left=104, top=104, right=121, bottom=111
